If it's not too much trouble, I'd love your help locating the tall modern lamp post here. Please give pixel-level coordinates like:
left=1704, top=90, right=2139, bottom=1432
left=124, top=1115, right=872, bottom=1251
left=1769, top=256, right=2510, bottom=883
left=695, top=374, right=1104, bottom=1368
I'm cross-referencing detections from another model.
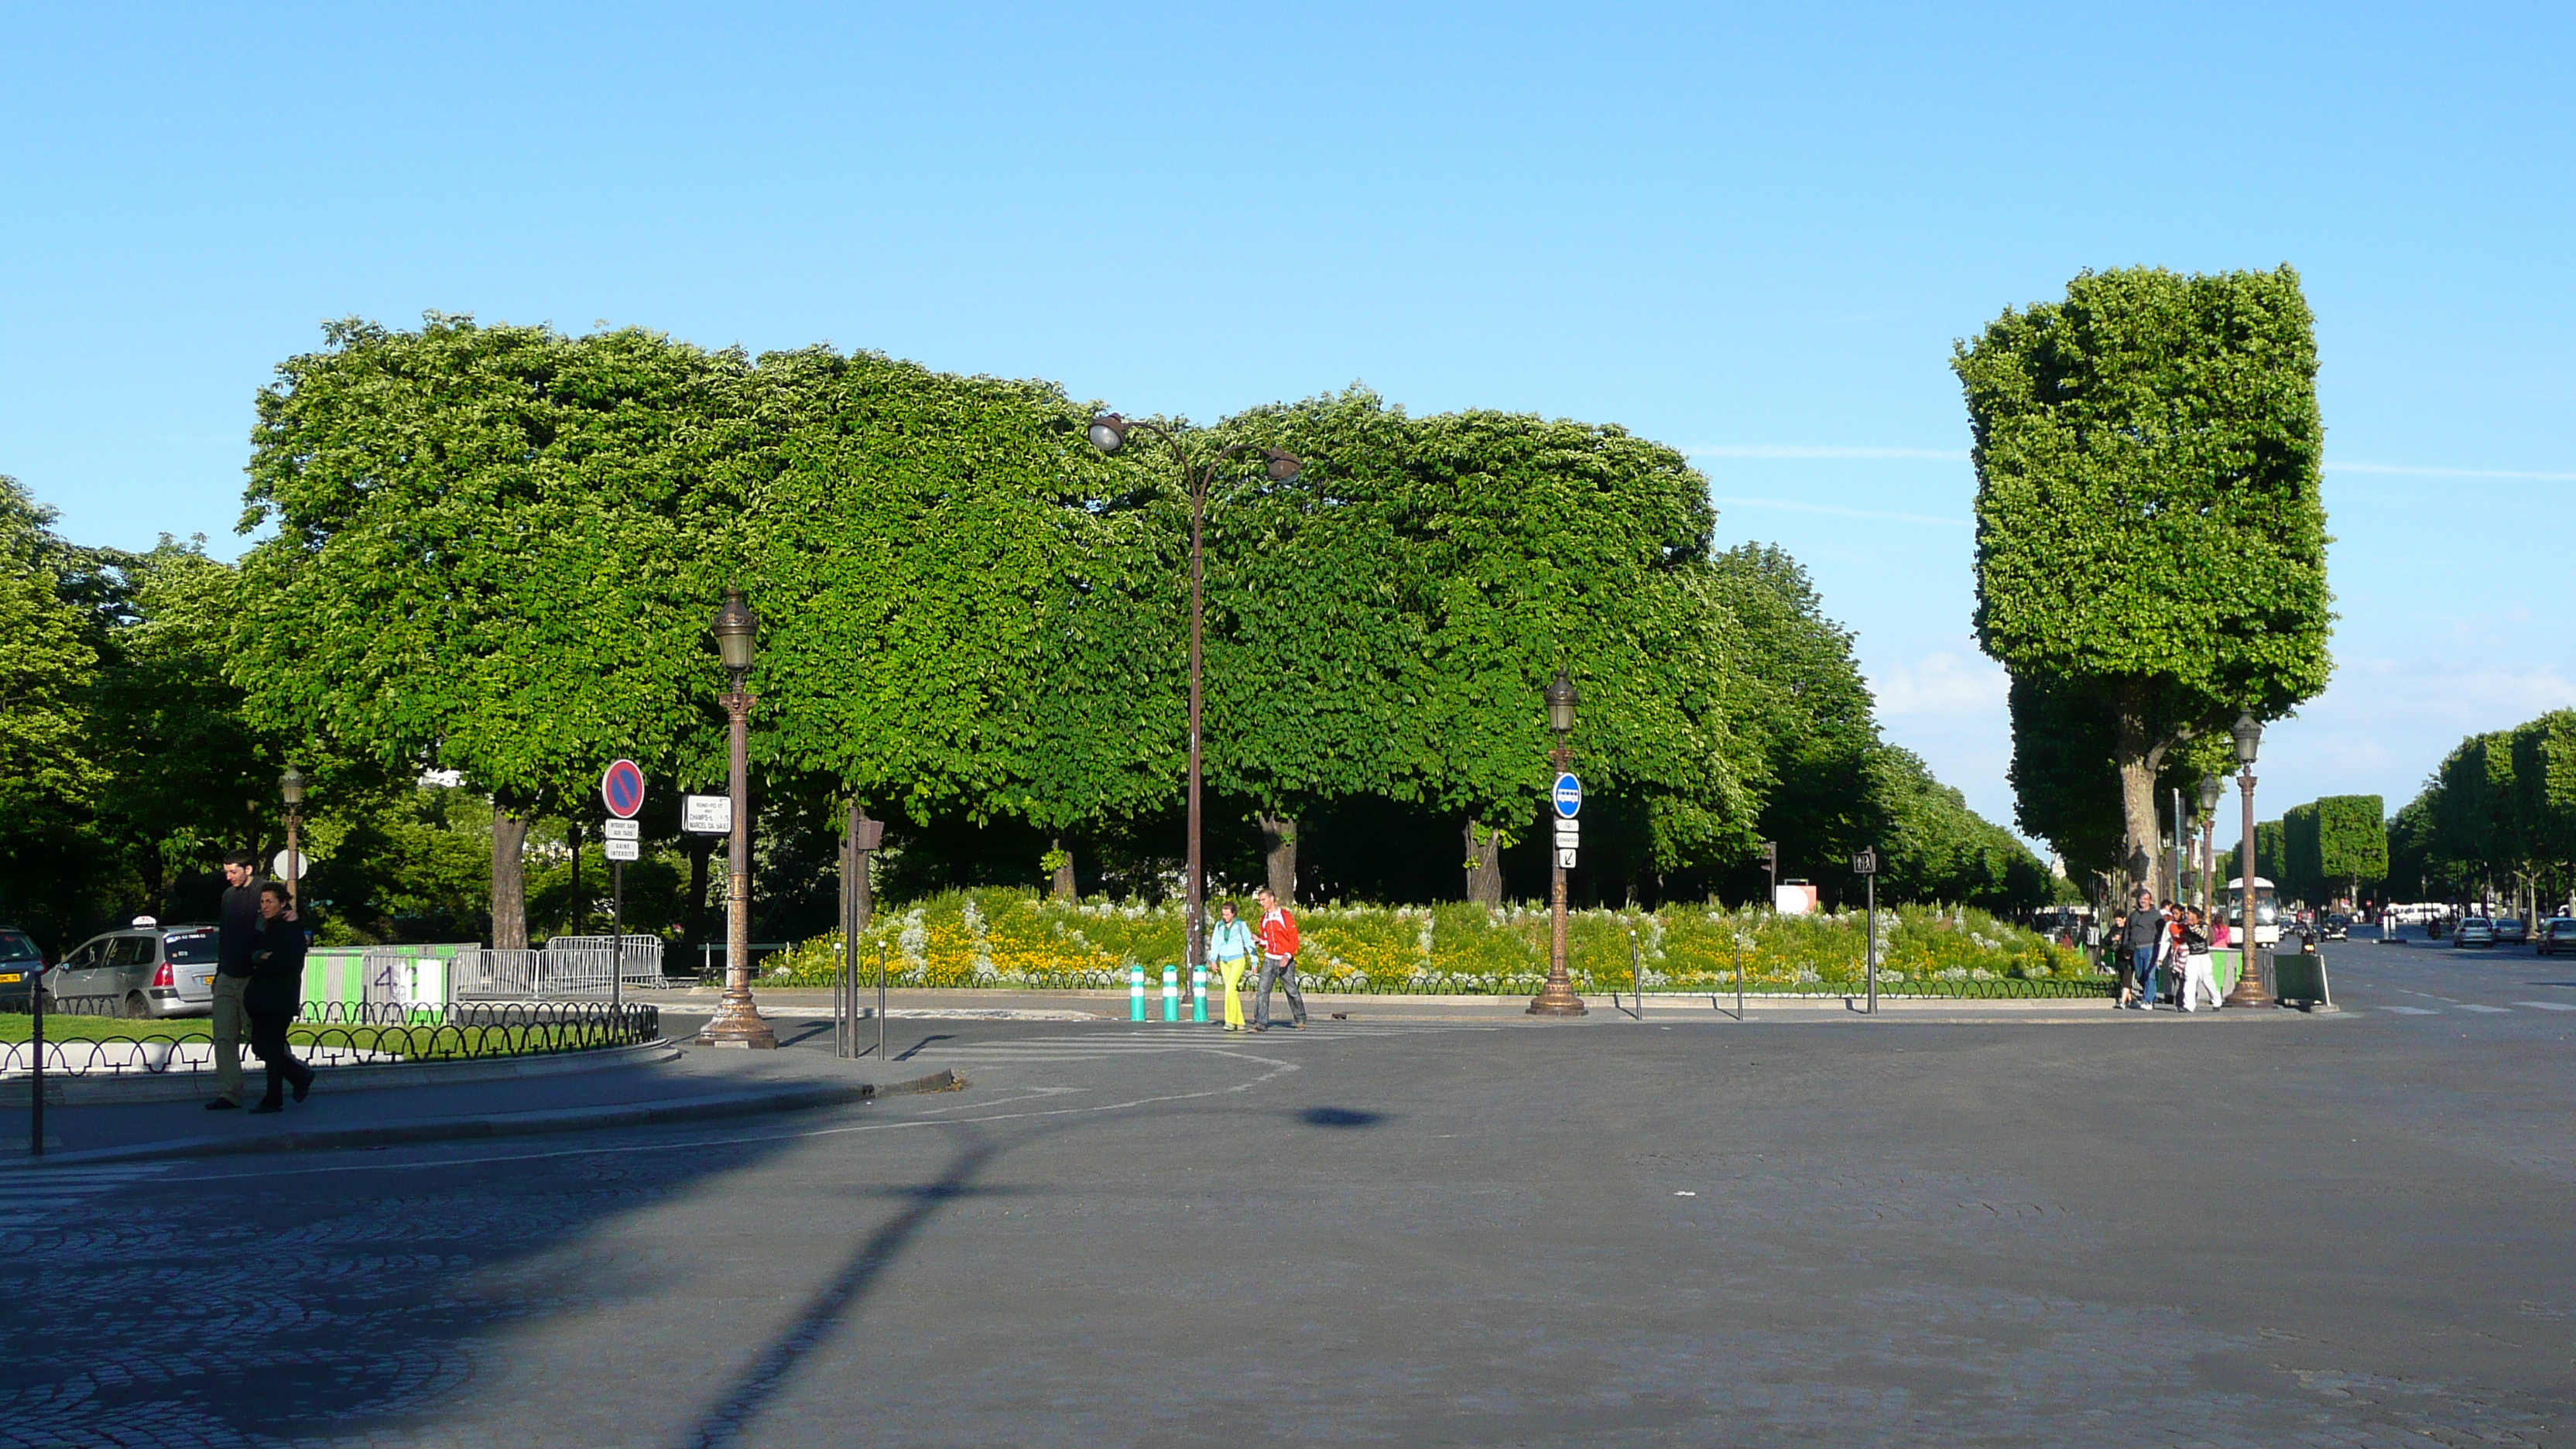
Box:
left=699, top=588, right=776, bottom=1048
left=1528, top=669, right=1588, bottom=1016
left=2196, top=773, right=2225, bottom=913
left=2223, top=710, right=2269, bottom=1009
left=279, top=762, right=307, bottom=912
left=1085, top=414, right=1300, bottom=987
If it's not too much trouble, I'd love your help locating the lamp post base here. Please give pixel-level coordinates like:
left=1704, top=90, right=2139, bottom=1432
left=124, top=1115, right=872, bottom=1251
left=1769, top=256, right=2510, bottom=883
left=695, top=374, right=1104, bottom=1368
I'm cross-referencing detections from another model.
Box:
left=2221, top=948, right=2271, bottom=1009
left=695, top=994, right=778, bottom=1049
left=1526, top=975, right=1588, bottom=1016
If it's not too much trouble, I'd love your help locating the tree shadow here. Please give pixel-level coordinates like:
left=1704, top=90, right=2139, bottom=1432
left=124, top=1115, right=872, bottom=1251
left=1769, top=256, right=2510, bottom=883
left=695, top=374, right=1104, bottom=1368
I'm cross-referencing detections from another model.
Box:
left=1298, top=1106, right=1385, bottom=1128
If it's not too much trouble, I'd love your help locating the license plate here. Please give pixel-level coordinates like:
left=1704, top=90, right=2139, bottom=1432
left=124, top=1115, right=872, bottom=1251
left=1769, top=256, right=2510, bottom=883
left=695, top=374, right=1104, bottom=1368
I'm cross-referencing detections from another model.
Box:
left=0, top=972, right=20, bottom=983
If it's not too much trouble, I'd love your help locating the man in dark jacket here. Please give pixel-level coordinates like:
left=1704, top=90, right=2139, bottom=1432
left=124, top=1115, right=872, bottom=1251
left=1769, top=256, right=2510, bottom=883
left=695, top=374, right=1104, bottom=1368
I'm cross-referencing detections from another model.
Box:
left=207, top=850, right=261, bottom=1109
left=2120, top=888, right=2166, bottom=1011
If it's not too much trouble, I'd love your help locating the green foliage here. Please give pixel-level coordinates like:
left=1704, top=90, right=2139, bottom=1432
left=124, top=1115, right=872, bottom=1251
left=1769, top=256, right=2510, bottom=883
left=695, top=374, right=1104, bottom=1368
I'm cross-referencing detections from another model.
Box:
left=2314, top=794, right=2386, bottom=890
left=1958, top=266, right=2332, bottom=889
left=759, top=889, right=2087, bottom=995
left=2395, top=711, right=2576, bottom=901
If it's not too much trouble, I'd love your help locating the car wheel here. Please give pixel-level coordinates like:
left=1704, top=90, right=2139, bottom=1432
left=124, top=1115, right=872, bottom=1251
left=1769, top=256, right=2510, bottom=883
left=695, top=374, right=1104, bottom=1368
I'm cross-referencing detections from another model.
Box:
left=124, top=992, right=151, bottom=1019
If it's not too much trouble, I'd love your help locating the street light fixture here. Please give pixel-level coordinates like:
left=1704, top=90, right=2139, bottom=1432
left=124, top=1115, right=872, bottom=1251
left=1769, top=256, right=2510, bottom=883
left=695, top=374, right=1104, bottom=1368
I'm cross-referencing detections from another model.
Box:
left=1084, top=413, right=1300, bottom=998
left=1529, top=669, right=1587, bottom=1016
left=2224, top=710, right=2269, bottom=1008
left=279, top=762, right=308, bottom=912
left=699, top=587, right=776, bottom=1048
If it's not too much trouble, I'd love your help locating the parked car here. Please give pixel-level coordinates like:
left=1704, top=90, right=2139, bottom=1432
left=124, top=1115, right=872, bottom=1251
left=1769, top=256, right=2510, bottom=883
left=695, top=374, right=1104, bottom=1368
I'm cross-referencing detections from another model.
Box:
left=2494, top=918, right=2529, bottom=944
left=0, top=927, right=46, bottom=1008
left=47, top=921, right=222, bottom=1018
left=2453, top=917, right=2496, bottom=949
left=2537, top=918, right=2576, bottom=957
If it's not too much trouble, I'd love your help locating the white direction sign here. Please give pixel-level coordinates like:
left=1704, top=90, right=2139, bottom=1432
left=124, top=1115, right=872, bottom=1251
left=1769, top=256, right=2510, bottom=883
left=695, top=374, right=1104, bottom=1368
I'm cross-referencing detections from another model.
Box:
left=272, top=849, right=308, bottom=881
left=1556, top=847, right=1579, bottom=870
left=683, top=794, right=733, bottom=834
left=1553, top=819, right=1579, bottom=844
left=604, top=838, right=642, bottom=863
left=601, top=818, right=640, bottom=841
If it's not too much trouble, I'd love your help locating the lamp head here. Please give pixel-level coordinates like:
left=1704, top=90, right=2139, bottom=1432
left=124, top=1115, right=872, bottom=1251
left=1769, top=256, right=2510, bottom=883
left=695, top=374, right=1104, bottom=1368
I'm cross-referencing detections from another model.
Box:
left=2197, top=772, right=2225, bottom=814
left=712, top=588, right=758, bottom=673
left=1544, top=669, right=1579, bottom=735
left=1087, top=415, right=1129, bottom=454
left=1260, top=447, right=1302, bottom=481
left=279, top=762, right=307, bottom=807
left=2230, top=710, right=2263, bottom=767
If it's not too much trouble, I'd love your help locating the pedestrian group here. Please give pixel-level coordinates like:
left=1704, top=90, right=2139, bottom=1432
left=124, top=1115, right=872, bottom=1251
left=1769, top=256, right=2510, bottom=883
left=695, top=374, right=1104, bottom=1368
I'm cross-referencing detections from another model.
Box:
left=205, top=848, right=316, bottom=1113
left=2113, top=887, right=2225, bottom=1012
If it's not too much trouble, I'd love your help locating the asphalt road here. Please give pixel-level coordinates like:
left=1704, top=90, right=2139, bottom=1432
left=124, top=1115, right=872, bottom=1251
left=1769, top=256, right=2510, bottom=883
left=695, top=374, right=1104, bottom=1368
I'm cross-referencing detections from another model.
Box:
left=4, top=942, right=2571, bottom=1447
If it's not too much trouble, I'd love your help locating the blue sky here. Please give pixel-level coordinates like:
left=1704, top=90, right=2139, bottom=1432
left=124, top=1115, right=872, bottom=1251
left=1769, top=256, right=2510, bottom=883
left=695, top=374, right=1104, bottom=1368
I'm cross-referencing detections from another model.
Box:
left=4, top=2, right=2570, bottom=846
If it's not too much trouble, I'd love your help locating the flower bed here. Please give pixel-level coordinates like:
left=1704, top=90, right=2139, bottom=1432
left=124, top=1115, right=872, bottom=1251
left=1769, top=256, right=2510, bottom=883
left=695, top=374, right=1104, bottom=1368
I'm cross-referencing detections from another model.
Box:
left=764, top=892, right=2097, bottom=996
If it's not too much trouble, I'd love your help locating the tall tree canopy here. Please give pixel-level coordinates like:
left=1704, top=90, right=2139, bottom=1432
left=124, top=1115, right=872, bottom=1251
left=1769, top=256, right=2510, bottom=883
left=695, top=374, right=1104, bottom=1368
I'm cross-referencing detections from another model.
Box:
left=1958, top=265, right=2331, bottom=899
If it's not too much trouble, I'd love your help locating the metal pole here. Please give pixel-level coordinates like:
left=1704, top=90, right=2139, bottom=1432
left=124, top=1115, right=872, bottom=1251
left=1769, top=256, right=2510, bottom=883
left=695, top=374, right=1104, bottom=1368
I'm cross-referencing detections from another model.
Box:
left=697, top=678, right=776, bottom=1046
left=1865, top=872, right=1878, bottom=1015
left=1185, top=468, right=1206, bottom=992
left=876, top=941, right=888, bottom=1062
left=611, top=861, right=624, bottom=1010
left=1529, top=737, right=1585, bottom=1016
left=1735, top=934, right=1744, bottom=1020
left=2225, top=767, right=2267, bottom=1008
left=286, top=808, right=301, bottom=913
left=29, top=960, right=44, bottom=1157
left=1631, top=929, right=1643, bottom=1019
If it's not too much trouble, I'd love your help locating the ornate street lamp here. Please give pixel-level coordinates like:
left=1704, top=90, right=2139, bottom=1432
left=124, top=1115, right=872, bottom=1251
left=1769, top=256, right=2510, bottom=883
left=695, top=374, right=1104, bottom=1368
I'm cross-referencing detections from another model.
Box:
left=1085, top=414, right=1300, bottom=996
left=2197, top=772, right=2225, bottom=912
left=2223, top=710, right=2269, bottom=1008
left=1529, top=669, right=1588, bottom=1016
left=700, top=588, right=776, bottom=1047
left=279, top=762, right=308, bottom=911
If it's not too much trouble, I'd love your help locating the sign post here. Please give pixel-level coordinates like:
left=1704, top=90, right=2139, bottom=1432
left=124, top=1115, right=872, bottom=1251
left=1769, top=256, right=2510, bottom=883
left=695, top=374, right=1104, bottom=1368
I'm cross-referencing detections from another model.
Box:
left=1852, top=848, right=1879, bottom=1014
left=601, top=761, right=646, bottom=1007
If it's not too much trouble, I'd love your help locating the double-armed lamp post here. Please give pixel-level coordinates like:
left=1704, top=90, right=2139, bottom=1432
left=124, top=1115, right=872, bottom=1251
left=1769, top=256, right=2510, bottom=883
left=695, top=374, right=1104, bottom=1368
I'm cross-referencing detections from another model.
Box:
left=2223, top=709, right=2269, bottom=1009
left=1528, top=670, right=1588, bottom=1017
left=1085, top=414, right=1300, bottom=983
left=698, top=587, right=776, bottom=1048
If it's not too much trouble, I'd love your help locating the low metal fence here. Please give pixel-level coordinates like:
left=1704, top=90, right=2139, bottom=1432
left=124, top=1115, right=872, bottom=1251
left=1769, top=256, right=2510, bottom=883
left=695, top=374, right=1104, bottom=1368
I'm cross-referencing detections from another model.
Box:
left=1, top=999, right=659, bottom=1078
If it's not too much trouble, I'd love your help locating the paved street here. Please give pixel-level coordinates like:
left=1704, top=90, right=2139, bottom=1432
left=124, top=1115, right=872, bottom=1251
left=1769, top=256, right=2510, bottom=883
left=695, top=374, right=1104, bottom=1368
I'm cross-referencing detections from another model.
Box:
left=5, top=940, right=2571, bottom=1447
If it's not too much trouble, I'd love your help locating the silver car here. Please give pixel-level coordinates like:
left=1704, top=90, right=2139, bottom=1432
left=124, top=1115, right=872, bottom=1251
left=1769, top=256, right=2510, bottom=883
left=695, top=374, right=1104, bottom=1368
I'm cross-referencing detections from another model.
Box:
left=2453, top=917, right=2496, bottom=949
left=48, top=923, right=222, bottom=1018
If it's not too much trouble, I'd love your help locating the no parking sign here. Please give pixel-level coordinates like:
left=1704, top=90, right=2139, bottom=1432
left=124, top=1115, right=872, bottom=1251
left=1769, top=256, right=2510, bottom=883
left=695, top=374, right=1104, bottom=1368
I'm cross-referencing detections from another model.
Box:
left=601, top=759, right=646, bottom=819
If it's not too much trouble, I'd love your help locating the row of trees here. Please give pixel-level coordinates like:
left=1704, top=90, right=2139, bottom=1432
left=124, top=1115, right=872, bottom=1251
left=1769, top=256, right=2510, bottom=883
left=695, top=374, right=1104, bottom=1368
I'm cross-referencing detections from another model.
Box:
left=0, top=315, right=2059, bottom=951
left=2387, top=711, right=2576, bottom=915
left=1961, top=265, right=2334, bottom=901
left=2220, top=793, right=2387, bottom=907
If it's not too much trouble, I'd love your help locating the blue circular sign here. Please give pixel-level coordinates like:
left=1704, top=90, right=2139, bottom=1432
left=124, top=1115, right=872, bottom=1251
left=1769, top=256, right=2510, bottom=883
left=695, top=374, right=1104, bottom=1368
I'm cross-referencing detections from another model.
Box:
left=601, top=759, right=646, bottom=819
left=1553, top=772, right=1583, bottom=819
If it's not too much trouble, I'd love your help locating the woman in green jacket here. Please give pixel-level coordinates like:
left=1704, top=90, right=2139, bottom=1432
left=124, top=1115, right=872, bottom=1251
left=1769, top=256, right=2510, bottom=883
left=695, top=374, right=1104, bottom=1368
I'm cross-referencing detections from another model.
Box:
left=1208, top=900, right=1256, bottom=1032
left=246, top=882, right=317, bottom=1113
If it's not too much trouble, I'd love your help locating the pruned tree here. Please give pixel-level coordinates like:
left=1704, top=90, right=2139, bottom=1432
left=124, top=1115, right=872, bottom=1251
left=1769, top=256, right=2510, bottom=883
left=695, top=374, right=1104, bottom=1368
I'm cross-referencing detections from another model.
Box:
left=1958, top=265, right=2332, bottom=899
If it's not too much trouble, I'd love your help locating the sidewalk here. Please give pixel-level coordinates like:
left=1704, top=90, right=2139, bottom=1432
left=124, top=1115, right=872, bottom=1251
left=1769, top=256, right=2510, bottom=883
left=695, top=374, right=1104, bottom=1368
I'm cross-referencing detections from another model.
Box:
left=12, top=1043, right=957, bottom=1168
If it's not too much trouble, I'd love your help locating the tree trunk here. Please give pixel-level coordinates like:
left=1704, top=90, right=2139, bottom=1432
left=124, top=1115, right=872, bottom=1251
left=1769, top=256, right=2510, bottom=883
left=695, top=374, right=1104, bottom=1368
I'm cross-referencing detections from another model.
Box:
left=1049, top=836, right=1076, bottom=902
left=1464, top=817, right=1503, bottom=906
left=855, top=811, right=877, bottom=930
left=1259, top=815, right=1297, bottom=903
left=2113, top=696, right=2171, bottom=902
left=491, top=803, right=533, bottom=949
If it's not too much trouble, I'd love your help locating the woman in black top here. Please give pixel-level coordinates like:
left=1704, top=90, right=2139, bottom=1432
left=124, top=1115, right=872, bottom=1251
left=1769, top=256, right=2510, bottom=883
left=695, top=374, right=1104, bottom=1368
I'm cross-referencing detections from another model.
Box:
left=246, top=882, right=316, bottom=1113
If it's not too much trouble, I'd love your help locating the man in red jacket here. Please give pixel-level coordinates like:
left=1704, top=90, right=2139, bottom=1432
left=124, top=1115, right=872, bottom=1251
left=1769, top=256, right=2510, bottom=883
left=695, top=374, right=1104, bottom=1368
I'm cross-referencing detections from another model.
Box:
left=1251, top=886, right=1307, bottom=1032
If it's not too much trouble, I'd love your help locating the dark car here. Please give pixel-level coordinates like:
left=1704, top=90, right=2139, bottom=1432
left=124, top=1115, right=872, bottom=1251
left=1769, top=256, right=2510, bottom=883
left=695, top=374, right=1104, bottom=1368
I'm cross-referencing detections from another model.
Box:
left=2537, top=918, right=2576, bottom=957
left=0, top=927, right=45, bottom=1007
left=2321, top=913, right=2352, bottom=941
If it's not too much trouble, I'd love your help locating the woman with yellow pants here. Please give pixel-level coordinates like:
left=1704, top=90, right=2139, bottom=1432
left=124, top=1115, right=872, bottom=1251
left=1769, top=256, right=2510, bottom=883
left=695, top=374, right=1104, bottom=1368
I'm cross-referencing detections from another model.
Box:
left=1208, top=900, right=1256, bottom=1031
